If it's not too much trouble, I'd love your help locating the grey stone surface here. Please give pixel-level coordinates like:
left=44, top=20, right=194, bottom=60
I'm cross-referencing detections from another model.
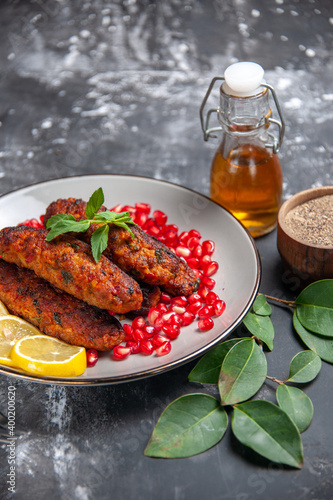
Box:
left=0, top=1, right=332, bottom=499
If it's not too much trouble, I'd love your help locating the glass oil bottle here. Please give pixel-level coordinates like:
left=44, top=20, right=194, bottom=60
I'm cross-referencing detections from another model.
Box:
left=200, top=62, right=285, bottom=237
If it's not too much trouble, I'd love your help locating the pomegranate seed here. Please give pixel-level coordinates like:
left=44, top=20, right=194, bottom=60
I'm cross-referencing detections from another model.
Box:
left=203, top=261, right=219, bottom=277
left=169, top=313, right=182, bottom=327
left=156, top=341, right=171, bottom=356
left=206, top=291, right=218, bottom=304
left=179, top=231, right=190, bottom=244
left=156, top=303, right=168, bottom=314
left=188, top=229, right=202, bottom=239
left=132, top=316, right=146, bottom=330
left=192, top=245, right=203, bottom=258
left=198, top=317, right=214, bottom=331
left=86, top=349, right=98, bottom=367
left=40, top=214, right=45, bottom=226
left=162, top=324, right=180, bottom=339
left=187, top=237, right=201, bottom=250
left=148, top=307, right=160, bottom=325
left=133, top=329, right=146, bottom=342
left=198, top=286, right=210, bottom=300
left=181, top=311, right=195, bottom=326
left=187, top=257, right=200, bottom=269
left=171, top=305, right=186, bottom=315
left=152, top=334, right=169, bottom=347
left=197, top=304, right=215, bottom=318
left=214, top=299, right=226, bottom=316
left=162, top=224, right=178, bottom=233
left=160, top=292, right=172, bottom=304
left=188, top=293, right=202, bottom=304
left=157, top=234, right=167, bottom=244
left=143, top=325, right=156, bottom=338
left=123, top=323, right=134, bottom=335
left=201, top=276, right=216, bottom=289
left=134, top=212, right=148, bottom=226
left=162, top=311, right=176, bottom=323
left=164, top=230, right=178, bottom=245
left=110, top=204, right=123, bottom=213
left=140, top=339, right=155, bottom=355
left=154, top=317, right=164, bottom=333
left=107, top=310, right=116, bottom=317
left=153, top=210, right=168, bottom=226
left=113, top=345, right=131, bottom=360
left=147, top=225, right=161, bottom=237
left=171, top=296, right=188, bottom=307
left=135, top=202, right=151, bottom=214
left=200, top=255, right=211, bottom=266
left=126, top=340, right=141, bottom=354
left=175, top=246, right=191, bottom=258
left=187, top=301, right=202, bottom=314
left=202, top=240, right=215, bottom=256
left=143, top=219, right=155, bottom=230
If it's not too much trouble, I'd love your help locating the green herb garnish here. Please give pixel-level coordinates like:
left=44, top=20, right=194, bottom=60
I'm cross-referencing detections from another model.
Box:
left=45, top=187, right=136, bottom=263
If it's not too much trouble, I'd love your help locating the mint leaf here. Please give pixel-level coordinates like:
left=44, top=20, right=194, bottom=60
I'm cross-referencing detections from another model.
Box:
left=85, top=187, right=105, bottom=220
left=91, top=224, right=110, bottom=262
left=45, top=215, right=90, bottom=241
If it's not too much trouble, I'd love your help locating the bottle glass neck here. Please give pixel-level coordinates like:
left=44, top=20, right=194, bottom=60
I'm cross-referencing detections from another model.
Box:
left=218, top=86, right=271, bottom=134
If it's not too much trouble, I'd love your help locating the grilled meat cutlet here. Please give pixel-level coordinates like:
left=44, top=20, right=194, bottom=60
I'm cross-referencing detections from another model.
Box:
left=0, top=226, right=143, bottom=314
left=126, top=282, right=161, bottom=318
left=44, top=198, right=200, bottom=296
left=0, top=259, right=125, bottom=351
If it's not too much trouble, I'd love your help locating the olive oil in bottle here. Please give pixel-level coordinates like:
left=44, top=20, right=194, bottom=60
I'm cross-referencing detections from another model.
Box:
left=200, top=62, right=285, bottom=237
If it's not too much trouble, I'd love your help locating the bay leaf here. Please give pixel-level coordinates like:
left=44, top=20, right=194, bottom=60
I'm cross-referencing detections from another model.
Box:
left=188, top=338, right=244, bottom=384
left=243, top=312, right=274, bottom=350
left=144, top=394, right=228, bottom=458
left=293, top=313, right=333, bottom=363
left=276, top=384, right=313, bottom=433
left=232, top=400, right=304, bottom=468
left=295, top=279, right=333, bottom=308
left=296, top=304, right=333, bottom=337
left=287, top=350, right=321, bottom=383
left=252, top=294, right=272, bottom=316
left=218, top=338, right=267, bottom=405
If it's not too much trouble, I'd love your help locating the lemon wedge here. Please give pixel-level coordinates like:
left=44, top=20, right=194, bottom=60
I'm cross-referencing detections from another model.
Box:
left=0, top=315, right=41, bottom=367
left=0, top=300, right=9, bottom=315
left=11, top=335, right=87, bottom=377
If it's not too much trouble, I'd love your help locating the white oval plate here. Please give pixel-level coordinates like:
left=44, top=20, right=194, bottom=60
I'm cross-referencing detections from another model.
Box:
left=0, top=175, right=260, bottom=385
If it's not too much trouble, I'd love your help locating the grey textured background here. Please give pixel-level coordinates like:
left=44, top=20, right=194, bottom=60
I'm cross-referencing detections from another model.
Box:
left=0, top=1, right=332, bottom=499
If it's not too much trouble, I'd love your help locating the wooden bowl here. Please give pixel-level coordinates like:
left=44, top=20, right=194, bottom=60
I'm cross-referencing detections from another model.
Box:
left=277, top=186, right=333, bottom=287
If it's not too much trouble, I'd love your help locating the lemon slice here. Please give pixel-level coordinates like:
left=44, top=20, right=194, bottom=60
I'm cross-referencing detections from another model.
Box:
left=0, top=315, right=41, bottom=367
left=0, top=300, right=9, bottom=315
left=11, top=335, right=87, bottom=377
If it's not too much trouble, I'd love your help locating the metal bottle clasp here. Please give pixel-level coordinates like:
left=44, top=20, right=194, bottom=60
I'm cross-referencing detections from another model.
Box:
left=199, top=77, right=285, bottom=153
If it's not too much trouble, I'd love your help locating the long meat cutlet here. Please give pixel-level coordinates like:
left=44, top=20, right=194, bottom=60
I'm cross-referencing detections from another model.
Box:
left=0, top=259, right=125, bottom=351
left=0, top=225, right=143, bottom=314
left=44, top=198, right=200, bottom=296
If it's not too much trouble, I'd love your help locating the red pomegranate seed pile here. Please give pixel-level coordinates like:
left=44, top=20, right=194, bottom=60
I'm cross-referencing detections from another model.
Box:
left=22, top=204, right=226, bottom=365
left=107, top=202, right=225, bottom=361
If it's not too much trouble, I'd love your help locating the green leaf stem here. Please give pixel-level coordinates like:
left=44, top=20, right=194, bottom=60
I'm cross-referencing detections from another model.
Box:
left=218, top=338, right=267, bottom=405
left=232, top=400, right=304, bottom=468
left=276, top=385, right=314, bottom=433
left=144, top=394, right=228, bottom=458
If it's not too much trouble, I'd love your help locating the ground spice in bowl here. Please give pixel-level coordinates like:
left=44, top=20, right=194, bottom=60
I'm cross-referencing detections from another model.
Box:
left=277, top=186, right=333, bottom=288
left=284, top=194, right=333, bottom=247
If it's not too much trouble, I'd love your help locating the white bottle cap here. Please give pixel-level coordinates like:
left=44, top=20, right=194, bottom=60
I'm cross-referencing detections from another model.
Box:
left=223, top=62, right=265, bottom=97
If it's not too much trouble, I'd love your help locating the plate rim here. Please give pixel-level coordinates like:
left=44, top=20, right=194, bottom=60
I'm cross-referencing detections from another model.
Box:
left=0, top=174, right=261, bottom=386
